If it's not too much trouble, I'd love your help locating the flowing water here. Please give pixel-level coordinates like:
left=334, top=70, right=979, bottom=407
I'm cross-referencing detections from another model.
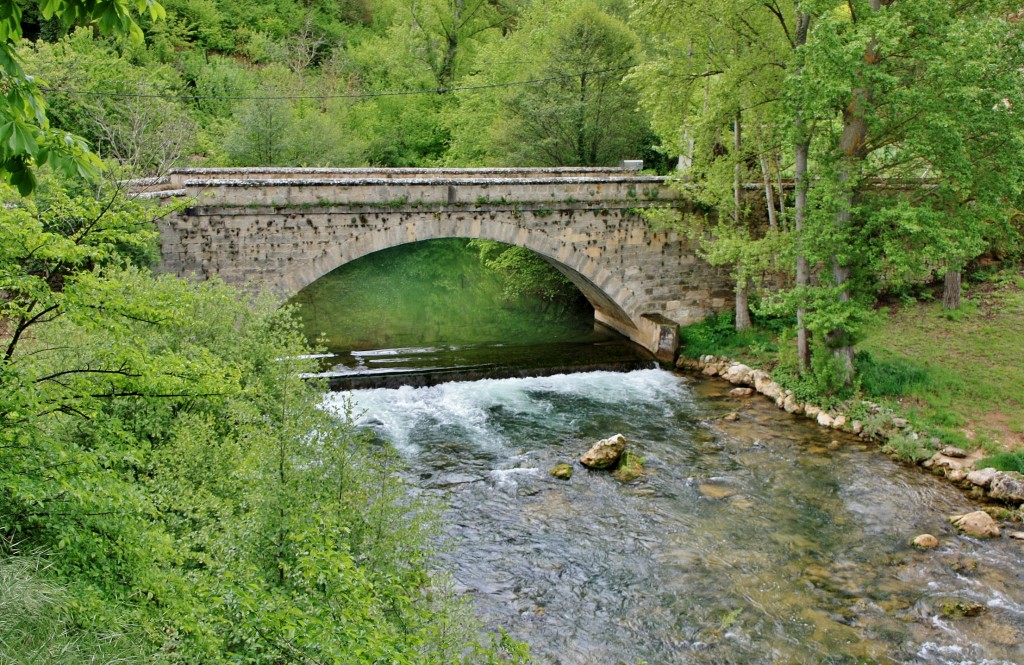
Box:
left=324, top=371, right=1024, bottom=665
left=298, top=239, right=1022, bottom=664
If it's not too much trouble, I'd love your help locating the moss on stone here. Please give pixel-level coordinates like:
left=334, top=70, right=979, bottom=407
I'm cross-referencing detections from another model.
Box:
left=550, top=463, right=573, bottom=480
left=613, top=451, right=645, bottom=482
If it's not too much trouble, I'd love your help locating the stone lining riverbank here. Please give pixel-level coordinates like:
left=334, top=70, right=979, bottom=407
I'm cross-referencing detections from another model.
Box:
left=677, top=355, right=1024, bottom=515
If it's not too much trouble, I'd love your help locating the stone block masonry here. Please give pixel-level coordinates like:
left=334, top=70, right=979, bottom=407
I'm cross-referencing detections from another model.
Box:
left=145, top=168, right=735, bottom=358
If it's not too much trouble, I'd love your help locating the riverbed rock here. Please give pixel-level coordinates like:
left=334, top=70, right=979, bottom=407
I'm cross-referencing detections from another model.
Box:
left=950, top=511, right=1001, bottom=538
left=723, top=363, right=754, bottom=386
left=817, top=412, right=835, bottom=428
left=913, top=534, right=939, bottom=549
left=940, top=446, right=969, bottom=458
left=758, top=380, right=784, bottom=400
left=699, top=483, right=736, bottom=499
left=580, top=434, right=627, bottom=469
left=751, top=369, right=771, bottom=390
left=832, top=415, right=847, bottom=430
left=947, top=469, right=968, bottom=482
left=924, top=452, right=967, bottom=472
left=550, top=463, right=573, bottom=480
left=426, top=472, right=484, bottom=488
left=850, top=420, right=863, bottom=435
left=1009, top=531, right=1024, bottom=540
left=782, top=394, right=803, bottom=414
left=966, top=467, right=999, bottom=488
left=939, top=599, right=986, bottom=618
left=805, top=404, right=821, bottom=419
left=989, top=471, right=1024, bottom=504
left=730, top=387, right=754, bottom=397
left=723, top=412, right=740, bottom=422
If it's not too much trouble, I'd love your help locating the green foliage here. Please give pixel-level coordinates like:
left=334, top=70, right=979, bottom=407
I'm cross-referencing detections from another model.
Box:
left=976, top=452, right=1024, bottom=474
left=0, top=0, right=165, bottom=191
left=678, top=311, right=777, bottom=362
left=880, top=431, right=935, bottom=464
left=0, top=171, right=526, bottom=662
left=470, top=239, right=581, bottom=302
left=446, top=0, right=652, bottom=166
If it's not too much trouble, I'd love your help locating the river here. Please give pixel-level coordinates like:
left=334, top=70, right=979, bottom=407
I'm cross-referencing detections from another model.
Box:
left=325, top=369, right=1022, bottom=665
left=300, top=240, right=1022, bottom=664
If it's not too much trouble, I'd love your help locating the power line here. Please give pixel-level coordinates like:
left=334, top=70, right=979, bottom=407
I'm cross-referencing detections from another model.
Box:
left=41, top=64, right=639, bottom=102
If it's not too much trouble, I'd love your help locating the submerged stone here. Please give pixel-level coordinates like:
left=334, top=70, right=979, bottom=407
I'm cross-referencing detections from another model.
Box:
left=699, top=483, right=736, bottom=500
left=550, top=463, right=573, bottom=480
left=950, top=511, right=1001, bottom=538
left=912, top=534, right=939, bottom=549
left=939, top=599, right=986, bottom=618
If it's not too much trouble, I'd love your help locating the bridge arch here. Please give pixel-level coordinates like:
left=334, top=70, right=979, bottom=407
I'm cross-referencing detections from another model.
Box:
left=287, top=217, right=639, bottom=338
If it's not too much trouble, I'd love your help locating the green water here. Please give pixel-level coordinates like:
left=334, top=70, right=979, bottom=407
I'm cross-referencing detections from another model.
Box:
left=289, top=239, right=597, bottom=352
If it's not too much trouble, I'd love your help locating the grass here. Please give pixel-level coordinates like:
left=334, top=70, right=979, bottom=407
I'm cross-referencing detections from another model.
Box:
left=857, top=267, right=1024, bottom=452
left=976, top=451, right=1024, bottom=473
left=0, top=554, right=144, bottom=664
left=678, top=310, right=780, bottom=366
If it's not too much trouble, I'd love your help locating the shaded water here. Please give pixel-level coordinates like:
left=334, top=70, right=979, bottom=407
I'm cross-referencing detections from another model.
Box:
left=289, top=239, right=595, bottom=353
left=288, top=239, right=655, bottom=386
left=325, top=370, right=1024, bottom=664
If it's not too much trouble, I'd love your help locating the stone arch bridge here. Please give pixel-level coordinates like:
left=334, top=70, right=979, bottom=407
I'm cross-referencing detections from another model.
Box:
left=139, top=167, right=735, bottom=359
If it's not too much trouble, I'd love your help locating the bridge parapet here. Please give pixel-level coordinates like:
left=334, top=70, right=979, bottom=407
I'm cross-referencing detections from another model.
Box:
left=130, top=168, right=673, bottom=208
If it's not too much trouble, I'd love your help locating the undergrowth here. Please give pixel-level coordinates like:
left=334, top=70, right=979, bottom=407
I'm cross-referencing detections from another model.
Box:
left=678, top=311, right=778, bottom=363
left=977, top=451, right=1024, bottom=473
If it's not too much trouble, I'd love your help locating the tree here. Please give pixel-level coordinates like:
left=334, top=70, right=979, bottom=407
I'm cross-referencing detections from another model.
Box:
left=495, top=2, right=650, bottom=166
left=0, top=0, right=165, bottom=192
left=408, top=0, right=522, bottom=90
left=19, top=28, right=194, bottom=177
left=794, top=0, right=1024, bottom=385
left=632, top=0, right=794, bottom=330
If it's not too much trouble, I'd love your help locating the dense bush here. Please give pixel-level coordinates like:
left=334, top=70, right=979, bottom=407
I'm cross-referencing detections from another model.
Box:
left=0, top=177, right=526, bottom=663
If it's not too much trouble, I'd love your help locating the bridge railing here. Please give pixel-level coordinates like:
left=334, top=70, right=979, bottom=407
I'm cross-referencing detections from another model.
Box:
left=128, top=167, right=676, bottom=207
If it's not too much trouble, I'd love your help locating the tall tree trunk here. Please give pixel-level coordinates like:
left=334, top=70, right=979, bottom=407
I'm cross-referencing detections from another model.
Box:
left=774, top=151, right=786, bottom=224
left=733, top=111, right=751, bottom=331
left=828, top=0, right=887, bottom=383
left=733, top=112, right=742, bottom=225
left=735, top=276, right=752, bottom=331
left=793, top=9, right=811, bottom=374
left=759, top=151, right=777, bottom=230
left=943, top=269, right=962, bottom=310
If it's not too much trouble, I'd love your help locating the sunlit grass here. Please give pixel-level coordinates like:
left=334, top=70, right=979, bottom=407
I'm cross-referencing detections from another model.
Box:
left=857, top=268, right=1024, bottom=452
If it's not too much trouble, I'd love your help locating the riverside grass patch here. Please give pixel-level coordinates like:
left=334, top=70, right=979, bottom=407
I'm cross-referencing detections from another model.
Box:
left=857, top=268, right=1024, bottom=452
left=678, top=311, right=779, bottom=364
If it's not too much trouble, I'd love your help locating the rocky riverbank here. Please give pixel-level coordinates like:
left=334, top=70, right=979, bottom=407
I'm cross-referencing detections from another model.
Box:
left=678, top=355, right=1024, bottom=522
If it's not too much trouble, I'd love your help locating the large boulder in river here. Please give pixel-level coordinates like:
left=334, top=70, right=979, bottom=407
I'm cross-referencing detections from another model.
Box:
left=950, top=511, right=1001, bottom=538
left=989, top=471, right=1024, bottom=504
left=580, top=434, right=627, bottom=469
